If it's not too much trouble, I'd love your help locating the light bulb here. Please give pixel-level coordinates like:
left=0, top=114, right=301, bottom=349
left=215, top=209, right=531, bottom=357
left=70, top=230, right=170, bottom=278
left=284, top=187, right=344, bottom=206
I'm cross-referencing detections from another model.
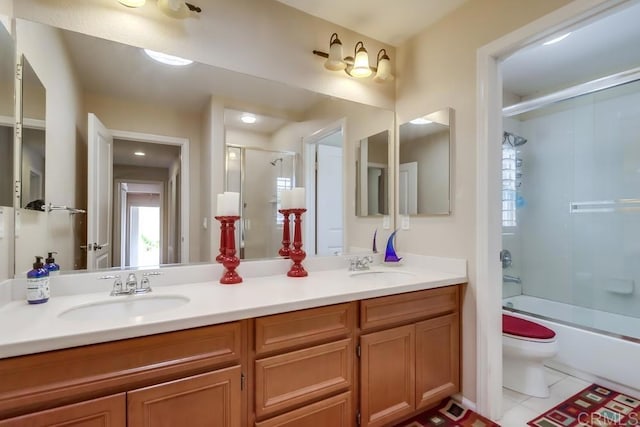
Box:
left=350, top=42, right=371, bottom=78
left=118, top=0, right=145, bottom=7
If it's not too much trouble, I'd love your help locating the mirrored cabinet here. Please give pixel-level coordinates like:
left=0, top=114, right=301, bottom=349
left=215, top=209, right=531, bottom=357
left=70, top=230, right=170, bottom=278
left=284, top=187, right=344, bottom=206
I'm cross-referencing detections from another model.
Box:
left=356, top=130, right=390, bottom=217
left=20, top=56, right=46, bottom=211
left=398, top=108, right=453, bottom=216
left=0, top=20, right=14, bottom=208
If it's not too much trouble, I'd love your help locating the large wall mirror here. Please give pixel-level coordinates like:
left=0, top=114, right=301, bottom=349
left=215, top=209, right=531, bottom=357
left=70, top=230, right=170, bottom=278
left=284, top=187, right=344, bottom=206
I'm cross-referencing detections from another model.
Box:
left=11, top=18, right=394, bottom=274
left=355, top=130, right=390, bottom=217
left=398, top=108, right=454, bottom=216
left=0, top=19, right=14, bottom=208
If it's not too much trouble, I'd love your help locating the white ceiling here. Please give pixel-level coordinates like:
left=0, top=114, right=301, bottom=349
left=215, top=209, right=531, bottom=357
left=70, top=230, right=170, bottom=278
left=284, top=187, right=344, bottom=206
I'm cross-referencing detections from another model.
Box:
left=275, top=0, right=468, bottom=46
left=113, top=139, right=180, bottom=168
left=224, top=109, right=289, bottom=134
left=502, top=1, right=640, bottom=99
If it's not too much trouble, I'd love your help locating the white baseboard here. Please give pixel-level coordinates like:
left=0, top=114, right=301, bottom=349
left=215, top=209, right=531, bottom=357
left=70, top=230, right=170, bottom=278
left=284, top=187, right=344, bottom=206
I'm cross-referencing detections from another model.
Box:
left=452, top=393, right=477, bottom=411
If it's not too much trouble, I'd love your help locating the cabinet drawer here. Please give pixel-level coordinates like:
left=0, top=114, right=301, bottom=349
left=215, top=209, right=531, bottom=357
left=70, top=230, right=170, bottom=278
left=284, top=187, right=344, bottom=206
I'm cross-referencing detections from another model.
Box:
left=360, top=286, right=459, bottom=331
left=0, top=322, right=242, bottom=419
left=255, top=392, right=352, bottom=427
left=255, top=338, right=352, bottom=419
left=255, top=303, right=355, bottom=356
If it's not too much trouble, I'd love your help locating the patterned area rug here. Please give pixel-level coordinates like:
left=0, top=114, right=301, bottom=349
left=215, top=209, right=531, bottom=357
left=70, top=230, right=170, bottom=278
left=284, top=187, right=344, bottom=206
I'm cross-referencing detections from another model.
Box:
left=528, top=384, right=640, bottom=426
left=395, top=399, right=499, bottom=426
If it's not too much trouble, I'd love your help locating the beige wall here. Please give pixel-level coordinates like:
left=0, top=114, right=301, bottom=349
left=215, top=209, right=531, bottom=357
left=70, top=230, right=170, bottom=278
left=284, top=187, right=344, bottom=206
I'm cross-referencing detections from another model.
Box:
left=13, top=0, right=394, bottom=110
left=394, top=0, right=572, bottom=403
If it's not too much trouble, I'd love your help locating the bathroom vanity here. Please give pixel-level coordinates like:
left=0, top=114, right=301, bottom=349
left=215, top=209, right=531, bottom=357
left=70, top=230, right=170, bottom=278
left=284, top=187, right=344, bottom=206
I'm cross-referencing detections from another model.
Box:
left=0, top=256, right=466, bottom=427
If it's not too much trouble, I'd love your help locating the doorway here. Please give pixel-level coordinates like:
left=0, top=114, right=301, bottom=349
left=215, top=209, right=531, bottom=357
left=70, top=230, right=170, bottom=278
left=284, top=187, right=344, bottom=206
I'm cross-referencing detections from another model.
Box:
left=87, top=112, right=189, bottom=269
left=303, top=121, right=345, bottom=256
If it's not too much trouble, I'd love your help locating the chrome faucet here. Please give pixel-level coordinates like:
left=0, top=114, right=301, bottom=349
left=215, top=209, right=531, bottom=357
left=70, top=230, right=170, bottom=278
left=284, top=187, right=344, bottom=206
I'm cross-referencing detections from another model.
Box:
left=503, top=274, right=522, bottom=284
left=349, top=255, right=374, bottom=271
left=100, top=271, right=160, bottom=296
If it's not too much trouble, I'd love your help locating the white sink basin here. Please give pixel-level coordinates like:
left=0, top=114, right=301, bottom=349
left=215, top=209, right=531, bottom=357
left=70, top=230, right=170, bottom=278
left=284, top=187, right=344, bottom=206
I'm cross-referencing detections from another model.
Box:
left=349, top=269, right=415, bottom=279
left=58, top=295, right=190, bottom=321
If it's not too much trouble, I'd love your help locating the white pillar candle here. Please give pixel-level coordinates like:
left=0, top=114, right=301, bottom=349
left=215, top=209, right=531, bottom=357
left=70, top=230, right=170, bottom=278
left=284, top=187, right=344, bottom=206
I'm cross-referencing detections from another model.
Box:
left=291, top=187, right=305, bottom=208
left=280, top=190, right=293, bottom=210
left=216, top=193, right=224, bottom=216
left=222, top=191, right=240, bottom=216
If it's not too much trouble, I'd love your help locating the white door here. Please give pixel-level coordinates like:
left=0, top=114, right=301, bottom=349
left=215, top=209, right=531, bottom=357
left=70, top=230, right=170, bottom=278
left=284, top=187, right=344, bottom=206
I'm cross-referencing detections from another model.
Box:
left=316, top=143, right=343, bottom=255
left=399, top=162, right=418, bottom=215
left=87, top=113, right=113, bottom=270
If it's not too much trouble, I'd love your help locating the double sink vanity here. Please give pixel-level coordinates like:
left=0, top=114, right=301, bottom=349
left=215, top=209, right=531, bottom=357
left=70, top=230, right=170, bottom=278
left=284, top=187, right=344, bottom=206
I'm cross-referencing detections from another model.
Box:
left=0, top=254, right=466, bottom=427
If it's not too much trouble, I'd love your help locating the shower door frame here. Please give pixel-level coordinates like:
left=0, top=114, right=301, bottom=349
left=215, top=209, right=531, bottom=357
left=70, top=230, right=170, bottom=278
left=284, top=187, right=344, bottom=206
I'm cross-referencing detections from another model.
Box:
left=225, top=144, right=297, bottom=259
left=475, top=0, right=630, bottom=420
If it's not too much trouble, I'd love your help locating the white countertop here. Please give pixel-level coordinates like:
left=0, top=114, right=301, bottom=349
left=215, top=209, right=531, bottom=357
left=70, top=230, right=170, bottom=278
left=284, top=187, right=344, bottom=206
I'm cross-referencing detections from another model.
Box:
left=0, top=255, right=466, bottom=358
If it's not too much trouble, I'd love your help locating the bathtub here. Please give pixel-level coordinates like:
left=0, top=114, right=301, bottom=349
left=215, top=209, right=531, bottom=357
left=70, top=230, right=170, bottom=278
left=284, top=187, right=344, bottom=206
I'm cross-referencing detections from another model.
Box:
left=503, top=295, right=640, bottom=396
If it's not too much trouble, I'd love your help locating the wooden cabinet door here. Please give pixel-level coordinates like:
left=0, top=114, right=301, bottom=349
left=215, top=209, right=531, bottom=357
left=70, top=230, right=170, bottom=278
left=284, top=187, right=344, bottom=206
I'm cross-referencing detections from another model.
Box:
left=255, top=392, right=352, bottom=427
left=360, top=325, right=415, bottom=427
left=0, top=394, right=125, bottom=427
left=415, top=313, right=460, bottom=411
left=127, top=366, right=241, bottom=427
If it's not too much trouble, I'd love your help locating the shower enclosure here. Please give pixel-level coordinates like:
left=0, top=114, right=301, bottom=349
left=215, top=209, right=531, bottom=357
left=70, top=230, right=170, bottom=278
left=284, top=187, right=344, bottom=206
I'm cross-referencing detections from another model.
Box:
left=226, top=146, right=296, bottom=260
left=501, top=75, right=640, bottom=393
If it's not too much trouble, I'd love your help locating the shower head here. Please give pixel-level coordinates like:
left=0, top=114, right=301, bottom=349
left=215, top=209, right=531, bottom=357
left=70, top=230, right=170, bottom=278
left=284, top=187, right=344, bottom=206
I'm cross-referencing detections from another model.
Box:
left=503, top=131, right=527, bottom=147
left=270, top=158, right=283, bottom=166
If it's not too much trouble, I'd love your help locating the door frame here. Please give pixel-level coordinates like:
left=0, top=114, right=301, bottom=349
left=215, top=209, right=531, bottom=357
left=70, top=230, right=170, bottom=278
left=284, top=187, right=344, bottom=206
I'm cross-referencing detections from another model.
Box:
left=302, top=119, right=346, bottom=255
left=110, top=130, right=190, bottom=264
left=113, top=179, right=165, bottom=267
left=475, top=0, right=627, bottom=419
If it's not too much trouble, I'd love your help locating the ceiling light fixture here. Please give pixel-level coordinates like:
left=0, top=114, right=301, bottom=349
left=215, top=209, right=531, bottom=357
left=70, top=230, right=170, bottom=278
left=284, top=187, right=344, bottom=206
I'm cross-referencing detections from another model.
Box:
left=118, top=0, right=145, bottom=7
left=134, top=151, right=146, bottom=156
left=410, top=118, right=433, bottom=125
left=313, top=33, right=393, bottom=82
left=144, top=48, right=193, bottom=66
left=117, top=0, right=202, bottom=17
left=542, top=32, right=571, bottom=46
left=240, top=114, right=257, bottom=124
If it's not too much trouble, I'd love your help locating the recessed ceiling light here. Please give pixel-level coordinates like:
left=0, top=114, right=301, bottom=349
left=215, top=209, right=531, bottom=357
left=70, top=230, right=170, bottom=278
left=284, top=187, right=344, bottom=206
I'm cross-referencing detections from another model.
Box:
left=543, top=32, right=571, bottom=46
left=410, top=118, right=432, bottom=125
left=118, top=0, right=146, bottom=7
left=134, top=151, right=146, bottom=156
left=144, top=49, right=193, bottom=66
left=241, top=114, right=257, bottom=124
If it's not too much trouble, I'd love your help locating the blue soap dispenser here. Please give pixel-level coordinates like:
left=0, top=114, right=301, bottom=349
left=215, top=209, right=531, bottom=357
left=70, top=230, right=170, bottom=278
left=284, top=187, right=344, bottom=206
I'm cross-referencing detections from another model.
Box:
left=27, top=256, right=50, bottom=304
left=45, top=252, right=60, bottom=276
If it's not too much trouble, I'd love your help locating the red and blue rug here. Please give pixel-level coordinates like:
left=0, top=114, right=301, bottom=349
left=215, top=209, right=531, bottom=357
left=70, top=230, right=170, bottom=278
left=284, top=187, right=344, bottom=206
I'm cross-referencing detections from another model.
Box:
left=395, top=399, right=499, bottom=426
left=528, top=383, right=640, bottom=426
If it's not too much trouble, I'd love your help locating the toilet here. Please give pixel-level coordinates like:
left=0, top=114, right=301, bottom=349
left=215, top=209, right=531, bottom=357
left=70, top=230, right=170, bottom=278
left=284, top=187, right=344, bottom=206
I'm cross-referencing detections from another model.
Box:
left=503, top=313, right=559, bottom=398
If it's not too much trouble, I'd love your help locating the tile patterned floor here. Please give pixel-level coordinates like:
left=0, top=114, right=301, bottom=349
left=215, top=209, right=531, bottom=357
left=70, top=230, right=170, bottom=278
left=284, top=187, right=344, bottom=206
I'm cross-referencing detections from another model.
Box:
left=500, top=367, right=591, bottom=426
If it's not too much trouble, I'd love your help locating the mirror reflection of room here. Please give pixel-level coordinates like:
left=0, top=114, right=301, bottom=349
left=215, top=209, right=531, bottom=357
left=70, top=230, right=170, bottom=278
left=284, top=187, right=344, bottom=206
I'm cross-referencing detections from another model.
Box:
left=399, top=108, right=453, bottom=216
left=10, top=19, right=394, bottom=274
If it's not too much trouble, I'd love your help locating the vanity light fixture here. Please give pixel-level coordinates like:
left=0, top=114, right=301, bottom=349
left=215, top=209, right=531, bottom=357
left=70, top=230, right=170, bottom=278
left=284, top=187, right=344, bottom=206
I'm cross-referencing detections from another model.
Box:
left=409, top=118, right=433, bottom=125
left=134, top=151, right=146, bottom=156
left=543, top=32, right=571, bottom=46
left=240, top=114, right=257, bottom=124
left=313, top=33, right=393, bottom=82
left=144, top=49, right=193, bottom=66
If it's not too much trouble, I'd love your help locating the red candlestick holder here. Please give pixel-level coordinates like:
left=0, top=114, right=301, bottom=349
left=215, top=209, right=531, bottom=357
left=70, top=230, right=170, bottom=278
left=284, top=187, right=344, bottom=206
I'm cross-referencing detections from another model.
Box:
left=278, top=209, right=292, bottom=258
left=216, top=216, right=242, bottom=284
left=214, top=216, right=226, bottom=263
left=287, top=208, right=308, bottom=277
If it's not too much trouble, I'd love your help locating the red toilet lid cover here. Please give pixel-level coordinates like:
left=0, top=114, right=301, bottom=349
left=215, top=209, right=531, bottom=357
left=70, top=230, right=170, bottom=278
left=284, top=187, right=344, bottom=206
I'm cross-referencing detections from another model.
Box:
left=503, top=314, right=556, bottom=340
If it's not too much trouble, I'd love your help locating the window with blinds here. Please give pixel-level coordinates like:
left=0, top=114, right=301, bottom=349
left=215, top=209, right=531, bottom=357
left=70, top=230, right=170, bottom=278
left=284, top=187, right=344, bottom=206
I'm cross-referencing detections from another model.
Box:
left=502, top=145, right=517, bottom=227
